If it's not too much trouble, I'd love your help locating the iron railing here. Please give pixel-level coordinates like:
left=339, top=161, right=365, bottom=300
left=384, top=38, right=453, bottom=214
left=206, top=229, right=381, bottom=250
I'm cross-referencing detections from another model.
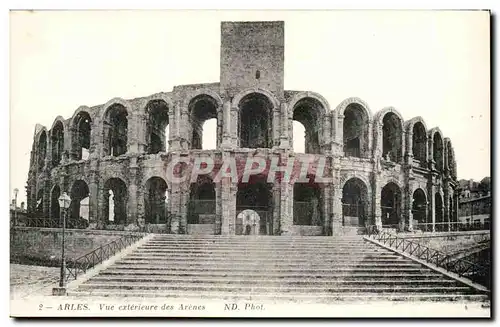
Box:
left=366, top=228, right=490, bottom=288
left=18, top=217, right=89, bottom=229
left=65, top=233, right=145, bottom=281
left=366, top=220, right=490, bottom=234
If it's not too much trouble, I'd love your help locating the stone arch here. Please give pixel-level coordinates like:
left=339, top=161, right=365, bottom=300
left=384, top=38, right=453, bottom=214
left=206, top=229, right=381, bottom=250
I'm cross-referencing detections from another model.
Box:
left=102, top=100, right=130, bottom=157
left=50, top=184, right=61, bottom=220
left=405, top=117, right=428, bottom=167
left=444, top=138, right=457, bottom=179
left=236, top=209, right=261, bottom=235
left=236, top=174, right=273, bottom=234
left=36, top=130, right=48, bottom=172
left=293, top=181, right=324, bottom=226
left=288, top=91, right=330, bottom=117
left=340, top=172, right=371, bottom=192
left=381, top=181, right=402, bottom=226
left=145, top=99, right=171, bottom=154
left=99, top=97, right=133, bottom=119
left=69, top=180, right=90, bottom=224
left=188, top=174, right=216, bottom=224
left=335, top=97, right=373, bottom=120
left=187, top=93, right=222, bottom=150
left=102, top=177, right=128, bottom=225
left=341, top=177, right=369, bottom=227
left=183, top=89, right=223, bottom=113
left=429, top=127, right=444, bottom=172
left=235, top=90, right=278, bottom=149
left=289, top=92, right=328, bottom=154
left=412, top=188, right=427, bottom=226
left=435, top=191, right=444, bottom=231
left=70, top=109, right=92, bottom=161
left=50, top=119, right=65, bottom=167
left=374, top=107, right=404, bottom=163
left=144, top=176, right=168, bottom=224
left=232, top=87, right=280, bottom=111
left=340, top=100, right=372, bottom=158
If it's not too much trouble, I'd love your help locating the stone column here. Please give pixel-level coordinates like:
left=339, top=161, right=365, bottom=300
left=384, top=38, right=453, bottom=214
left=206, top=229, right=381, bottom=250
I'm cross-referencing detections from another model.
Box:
left=178, top=181, right=190, bottom=234
left=406, top=130, right=414, bottom=166
left=220, top=178, right=236, bottom=235
left=272, top=105, right=280, bottom=148
left=279, top=103, right=290, bottom=149
left=428, top=136, right=435, bottom=170
left=336, top=113, right=344, bottom=156
left=278, top=182, right=293, bottom=235
left=127, top=156, right=139, bottom=228
left=221, top=101, right=232, bottom=149
left=373, top=176, right=382, bottom=230
left=230, top=103, right=239, bottom=147
left=98, top=183, right=108, bottom=229
left=443, top=186, right=450, bottom=232
left=428, top=183, right=435, bottom=232
left=215, top=183, right=222, bottom=234
left=367, top=122, right=373, bottom=158
left=331, top=185, right=343, bottom=236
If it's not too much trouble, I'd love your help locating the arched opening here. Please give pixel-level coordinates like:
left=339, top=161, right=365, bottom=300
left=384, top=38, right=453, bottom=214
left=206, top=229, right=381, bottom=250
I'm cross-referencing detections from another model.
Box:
left=381, top=182, right=401, bottom=226
left=103, top=178, right=128, bottom=225
left=70, top=180, right=90, bottom=228
left=292, top=121, right=306, bottom=153
left=433, top=133, right=444, bottom=172
left=36, top=188, right=44, bottom=217
left=188, top=176, right=216, bottom=225
left=412, top=122, right=427, bottom=167
left=237, top=175, right=273, bottom=235
left=292, top=97, right=323, bottom=154
left=412, top=188, right=427, bottom=228
left=71, top=111, right=91, bottom=160
left=51, top=121, right=64, bottom=167
left=144, top=177, right=168, bottom=224
left=50, top=185, right=61, bottom=220
left=447, top=143, right=456, bottom=179
left=342, top=178, right=369, bottom=227
left=103, top=104, right=128, bottom=156
left=37, top=131, right=47, bottom=171
left=146, top=100, right=169, bottom=154
left=435, top=192, right=444, bottom=231
left=239, top=93, right=273, bottom=149
left=294, top=182, right=323, bottom=226
left=382, top=112, right=403, bottom=162
left=202, top=118, right=217, bottom=150
left=189, top=95, right=218, bottom=150
left=343, top=104, right=369, bottom=158
left=236, top=210, right=261, bottom=235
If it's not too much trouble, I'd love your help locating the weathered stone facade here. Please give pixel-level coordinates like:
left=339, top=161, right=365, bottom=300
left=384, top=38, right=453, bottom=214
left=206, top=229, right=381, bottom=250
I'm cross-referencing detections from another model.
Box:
left=26, top=21, right=459, bottom=235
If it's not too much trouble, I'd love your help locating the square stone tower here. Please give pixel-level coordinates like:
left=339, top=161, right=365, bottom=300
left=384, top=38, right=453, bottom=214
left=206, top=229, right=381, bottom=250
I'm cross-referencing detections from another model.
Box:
left=220, top=21, right=285, bottom=98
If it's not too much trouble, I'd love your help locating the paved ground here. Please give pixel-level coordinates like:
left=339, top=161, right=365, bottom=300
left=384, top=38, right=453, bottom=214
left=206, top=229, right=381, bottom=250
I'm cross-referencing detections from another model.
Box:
left=10, top=264, right=60, bottom=299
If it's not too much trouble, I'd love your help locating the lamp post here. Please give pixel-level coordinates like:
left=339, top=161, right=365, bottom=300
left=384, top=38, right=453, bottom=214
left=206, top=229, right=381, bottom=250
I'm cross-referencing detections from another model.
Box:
left=53, top=192, right=71, bottom=296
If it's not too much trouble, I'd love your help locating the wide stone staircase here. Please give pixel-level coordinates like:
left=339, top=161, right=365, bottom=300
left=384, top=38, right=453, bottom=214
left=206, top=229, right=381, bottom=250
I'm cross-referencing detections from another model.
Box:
left=68, top=234, right=488, bottom=302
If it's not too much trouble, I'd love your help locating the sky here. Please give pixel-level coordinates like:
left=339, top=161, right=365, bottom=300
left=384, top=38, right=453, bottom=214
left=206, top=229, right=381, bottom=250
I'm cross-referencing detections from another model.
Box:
left=9, top=10, right=490, bottom=205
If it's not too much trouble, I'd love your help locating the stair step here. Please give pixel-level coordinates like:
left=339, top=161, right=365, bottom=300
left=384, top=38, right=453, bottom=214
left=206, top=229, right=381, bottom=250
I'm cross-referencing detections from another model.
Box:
left=76, top=282, right=474, bottom=293
left=89, top=276, right=459, bottom=286
left=106, top=265, right=434, bottom=273
left=67, top=289, right=488, bottom=302
left=115, top=260, right=421, bottom=268
left=100, top=269, right=444, bottom=279
left=122, top=256, right=409, bottom=263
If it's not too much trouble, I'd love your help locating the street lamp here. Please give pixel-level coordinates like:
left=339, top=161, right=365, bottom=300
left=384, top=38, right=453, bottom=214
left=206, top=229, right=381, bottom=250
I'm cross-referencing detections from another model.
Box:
left=53, top=192, right=71, bottom=296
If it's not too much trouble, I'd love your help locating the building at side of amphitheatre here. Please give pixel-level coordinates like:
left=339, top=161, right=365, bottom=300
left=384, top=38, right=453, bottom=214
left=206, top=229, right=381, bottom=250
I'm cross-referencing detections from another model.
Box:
left=26, top=21, right=459, bottom=236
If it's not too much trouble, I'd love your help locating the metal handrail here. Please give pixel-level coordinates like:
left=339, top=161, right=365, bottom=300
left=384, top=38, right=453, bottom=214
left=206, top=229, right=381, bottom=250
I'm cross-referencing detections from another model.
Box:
left=366, top=228, right=489, bottom=288
left=64, top=233, right=145, bottom=281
